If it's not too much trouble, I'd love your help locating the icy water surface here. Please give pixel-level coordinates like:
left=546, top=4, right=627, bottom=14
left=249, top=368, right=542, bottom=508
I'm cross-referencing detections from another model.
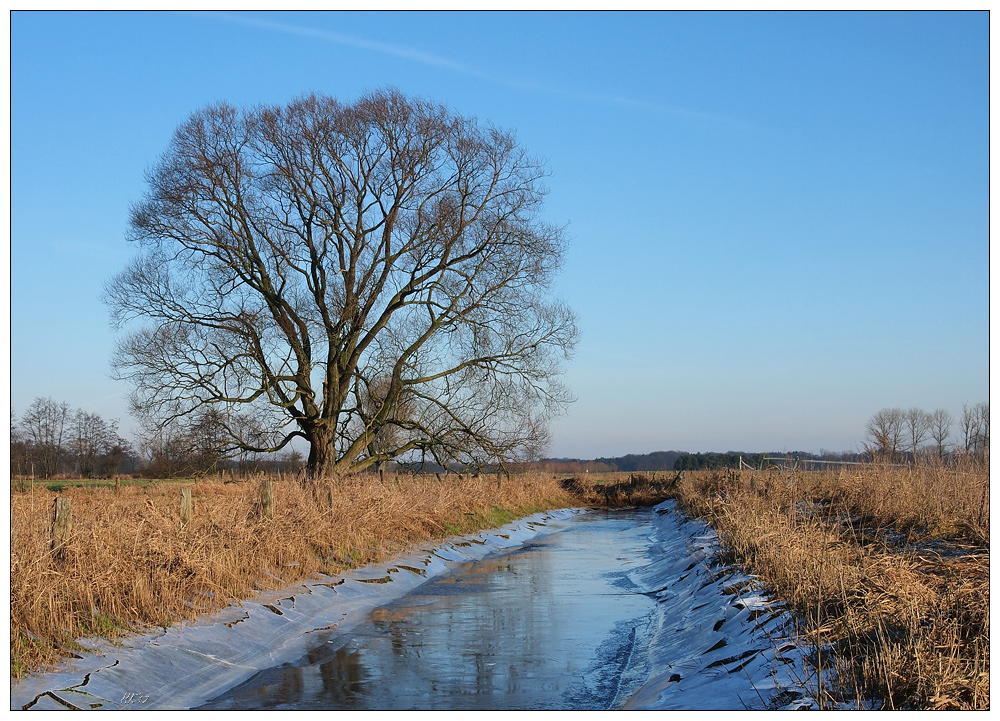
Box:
left=199, top=509, right=658, bottom=710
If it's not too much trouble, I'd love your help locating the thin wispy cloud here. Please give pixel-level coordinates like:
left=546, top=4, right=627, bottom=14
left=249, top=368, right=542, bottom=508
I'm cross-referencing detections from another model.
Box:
left=202, top=11, right=483, bottom=77
left=200, top=11, right=752, bottom=130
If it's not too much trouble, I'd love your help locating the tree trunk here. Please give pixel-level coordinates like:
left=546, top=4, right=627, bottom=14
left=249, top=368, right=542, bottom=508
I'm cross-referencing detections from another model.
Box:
left=306, top=428, right=336, bottom=479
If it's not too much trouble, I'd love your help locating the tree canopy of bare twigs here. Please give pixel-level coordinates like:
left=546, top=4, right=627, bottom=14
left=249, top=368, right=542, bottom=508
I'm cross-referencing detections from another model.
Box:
left=19, top=397, right=70, bottom=478
left=13, top=397, right=133, bottom=479
left=104, top=89, right=578, bottom=478
left=904, top=407, right=932, bottom=459
left=961, top=402, right=989, bottom=458
left=928, top=408, right=953, bottom=458
left=865, top=405, right=986, bottom=464
left=864, top=407, right=905, bottom=461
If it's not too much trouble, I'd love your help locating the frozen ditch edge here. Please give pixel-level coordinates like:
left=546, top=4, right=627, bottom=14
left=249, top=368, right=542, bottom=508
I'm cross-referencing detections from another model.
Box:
left=625, top=500, right=818, bottom=710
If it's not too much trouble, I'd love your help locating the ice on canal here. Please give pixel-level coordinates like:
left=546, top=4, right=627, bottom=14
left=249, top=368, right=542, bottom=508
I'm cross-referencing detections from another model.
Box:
left=11, top=501, right=818, bottom=711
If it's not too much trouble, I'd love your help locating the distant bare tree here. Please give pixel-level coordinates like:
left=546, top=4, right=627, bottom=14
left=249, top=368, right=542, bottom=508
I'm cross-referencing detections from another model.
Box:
left=102, top=433, right=133, bottom=478
left=928, top=408, right=953, bottom=458
left=357, top=375, right=415, bottom=471
left=140, top=424, right=196, bottom=478
left=68, top=410, right=132, bottom=478
left=21, top=397, right=71, bottom=478
left=105, top=89, right=577, bottom=478
left=70, top=410, right=105, bottom=478
left=865, top=407, right=905, bottom=462
left=10, top=409, right=30, bottom=479
left=189, top=407, right=231, bottom=473
left=961, top=405, right=976, bottom=452
left=961, top=402, right=989, bottom=458
left=981, top=403, right=990, bottom=455
left=905, top=407, right=933, bottom=460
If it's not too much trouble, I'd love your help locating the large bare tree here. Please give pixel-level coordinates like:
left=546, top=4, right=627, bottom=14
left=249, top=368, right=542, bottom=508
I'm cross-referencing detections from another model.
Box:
left=105, top=89, right=577, bottom=477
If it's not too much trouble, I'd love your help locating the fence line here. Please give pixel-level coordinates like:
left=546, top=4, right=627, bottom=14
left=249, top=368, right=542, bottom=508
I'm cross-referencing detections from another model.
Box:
left=760, top=457, right=874, bottom=467
left=742, top=456, right=982, bottom=474
left=738, top=456, right=901, bottom=470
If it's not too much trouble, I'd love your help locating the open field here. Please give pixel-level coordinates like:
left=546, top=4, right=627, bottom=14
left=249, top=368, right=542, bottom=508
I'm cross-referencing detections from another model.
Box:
left=11, top=461, right=989, bottom=710
left=12, top=477, right=196, bottom=493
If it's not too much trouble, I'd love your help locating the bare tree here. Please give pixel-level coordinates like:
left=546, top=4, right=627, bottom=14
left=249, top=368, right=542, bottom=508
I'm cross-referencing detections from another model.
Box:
left=961, top=402, right=989, bottom=458
left=70, top=409, right=105, bottom=478
left=101, top=432, right=133, bottom=478
left=189, top=407, right=231, bottom=473
left=904, top=407, right=932, bottom=460
left=357, top=374, right=415, bottom=471
left=140, top=423, right=196, bottom=478
left=980, top=403, right=990, bottom=456
left=68, top=410, right=132, bottom=478
left=105, top=89, right=577, bottom=478
left=864, top=407, right=905, bottom=462
left=961, top=404, right=976, bottom=453
left=11, top=409, right=30, bottom=479
left=21, top=397, right=71, bottom=478
left=928, top=408, right=952, bottom=458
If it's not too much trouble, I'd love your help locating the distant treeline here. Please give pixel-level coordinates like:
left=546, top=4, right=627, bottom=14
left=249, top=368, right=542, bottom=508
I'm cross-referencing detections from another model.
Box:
left=673, top=452, right=764, bottom=470
left=12, top=396, right=303, bottom=479
left=536, top=450, right=865, bottom=473
left=596, top=451, right=683, bottom=472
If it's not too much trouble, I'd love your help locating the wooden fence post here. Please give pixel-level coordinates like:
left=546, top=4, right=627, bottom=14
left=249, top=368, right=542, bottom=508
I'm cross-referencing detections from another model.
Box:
left=50, top=497, right=72, bottom=561
left=261, top=478, right=274, bottom=519
left=180, top=487, right=193, bottom=526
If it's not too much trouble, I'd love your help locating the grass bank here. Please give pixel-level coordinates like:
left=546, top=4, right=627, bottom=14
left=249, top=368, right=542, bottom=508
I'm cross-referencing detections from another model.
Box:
left=666, top=460, right=989, bottom=710
left=10, top=471, right=574, bottom=678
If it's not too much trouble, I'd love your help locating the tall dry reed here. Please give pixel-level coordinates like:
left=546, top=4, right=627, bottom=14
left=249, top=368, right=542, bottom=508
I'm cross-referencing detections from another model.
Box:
left=672, top=461, right=989, bottom=710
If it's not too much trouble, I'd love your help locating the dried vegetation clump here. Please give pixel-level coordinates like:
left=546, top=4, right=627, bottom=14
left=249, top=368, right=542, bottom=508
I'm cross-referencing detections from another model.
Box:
left=559, top=472, right=680, bottom=507
left=10, top=472, right=574, bottom=677
left=671, top=459, right=989, bottom=710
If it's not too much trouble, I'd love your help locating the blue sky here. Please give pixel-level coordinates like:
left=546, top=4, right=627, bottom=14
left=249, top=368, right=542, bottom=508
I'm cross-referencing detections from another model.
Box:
left=9, top=10, right=990, bottom=458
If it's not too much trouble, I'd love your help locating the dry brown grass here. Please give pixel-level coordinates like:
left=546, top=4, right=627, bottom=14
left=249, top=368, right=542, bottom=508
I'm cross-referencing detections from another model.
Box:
left=10, top=471, right=574, bottom=678
left=671, top=460, right=990, bottom=710
left=11, top=461, right=990, bottom=710
left=558, top=472, right=680, bottom=507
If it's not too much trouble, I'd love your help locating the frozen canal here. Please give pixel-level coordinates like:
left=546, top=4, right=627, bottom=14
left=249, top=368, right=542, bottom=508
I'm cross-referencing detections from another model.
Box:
left=12, top=502, right=816, bottom=711
left=199, top=508, right=659, bottom=710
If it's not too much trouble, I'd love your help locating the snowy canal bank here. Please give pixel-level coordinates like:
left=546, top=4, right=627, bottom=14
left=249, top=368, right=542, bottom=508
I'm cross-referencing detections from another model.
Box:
left=12, top=501, right=816, bottom=711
